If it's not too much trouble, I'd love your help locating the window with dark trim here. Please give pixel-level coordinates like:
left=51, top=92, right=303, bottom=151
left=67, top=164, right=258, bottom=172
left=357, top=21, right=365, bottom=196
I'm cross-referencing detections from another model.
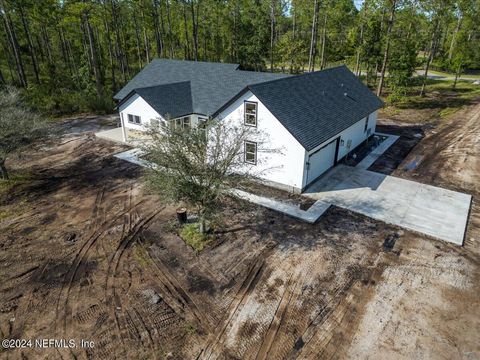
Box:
left=244, top=101, right=257, bottom=127
left=128, top=114, right=141, bottom=125
left=364, top=115, right=369, bottom=132
left=244, top=141, right=257, bottom=164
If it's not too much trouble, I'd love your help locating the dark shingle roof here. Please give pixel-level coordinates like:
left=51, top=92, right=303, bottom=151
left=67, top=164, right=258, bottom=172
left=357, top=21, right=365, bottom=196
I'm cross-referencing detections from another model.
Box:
left=247, top=66, right=384, bottom=151
left=115, top=59, right=289, bottom=117
left=134, top=82, right=193, bottom=119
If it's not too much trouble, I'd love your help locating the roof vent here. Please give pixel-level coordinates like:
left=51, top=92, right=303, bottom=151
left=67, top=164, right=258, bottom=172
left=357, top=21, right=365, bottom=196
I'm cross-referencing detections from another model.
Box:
left=341, top=83, right=344, bottom=87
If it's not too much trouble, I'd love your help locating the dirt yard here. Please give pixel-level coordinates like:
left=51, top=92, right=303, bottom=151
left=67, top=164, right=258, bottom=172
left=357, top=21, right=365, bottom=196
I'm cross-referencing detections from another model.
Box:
left=0, top=105, right=479, bottom=359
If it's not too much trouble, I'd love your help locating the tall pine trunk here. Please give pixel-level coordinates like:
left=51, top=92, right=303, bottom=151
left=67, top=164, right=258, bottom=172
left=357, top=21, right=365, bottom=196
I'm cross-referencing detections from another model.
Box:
left=83, top=12, right=104, bottom=98
left=376, top=0, right=397, bottom=97
left=152, top=0, right=163, bottom=58
left=2, top=0, right=27, bottom=87
left=308, top=0, right=320, bottom=72
left=19, top=5, right=40, bottom=84
left=420, top=19, right=440, bottom=96
left=166, top=0, right=174, bottom=58
left=270, top=0, right=276, bottom=72
left=191, top=0, right=199, bottom=61
left=319, top=11, right=327, bottom=70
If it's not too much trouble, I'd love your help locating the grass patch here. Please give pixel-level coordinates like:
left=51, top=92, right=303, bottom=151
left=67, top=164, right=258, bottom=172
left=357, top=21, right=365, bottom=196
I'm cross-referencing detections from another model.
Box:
left=386, top=80, right=480, bottom=119
left=0, top=172, right=33, bottom=194
left=0, top=198, right=28, bottom=222
left=439, top=107, right=461, bottom=118
left=179, top=223, right=213, bottom=252
left=132, top=244, right=151, bottom=267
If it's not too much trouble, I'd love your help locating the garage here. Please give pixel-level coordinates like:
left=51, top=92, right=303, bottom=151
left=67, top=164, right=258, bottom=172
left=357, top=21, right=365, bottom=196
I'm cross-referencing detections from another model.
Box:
left=306, top=138, right=339, bottom=183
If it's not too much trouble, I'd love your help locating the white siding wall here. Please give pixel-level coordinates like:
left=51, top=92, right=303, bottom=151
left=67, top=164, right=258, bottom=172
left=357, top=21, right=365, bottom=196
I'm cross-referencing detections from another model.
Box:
left=218, top=91, right=307, bottom=191
left=303, top=110, right=378, bottom=188
left=118, top=92, right=378, bottom=192
left=118, top=94, right=208, bottom=133
left=119, top=93, right=164, bottom=131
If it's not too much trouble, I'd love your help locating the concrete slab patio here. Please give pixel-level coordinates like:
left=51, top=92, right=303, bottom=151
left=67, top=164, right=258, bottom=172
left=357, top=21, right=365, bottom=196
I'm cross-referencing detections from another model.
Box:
left=304, top=165, right=472, bottom=245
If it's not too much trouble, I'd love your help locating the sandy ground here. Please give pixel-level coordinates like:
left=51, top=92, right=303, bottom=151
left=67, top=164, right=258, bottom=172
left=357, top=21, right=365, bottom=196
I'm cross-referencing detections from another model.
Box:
left=0, top=105, right=479, bottom=360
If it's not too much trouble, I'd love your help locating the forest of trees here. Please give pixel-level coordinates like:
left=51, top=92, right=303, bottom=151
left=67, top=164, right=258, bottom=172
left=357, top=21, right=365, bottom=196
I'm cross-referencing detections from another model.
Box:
left=1, top=0, right=479, bottom=115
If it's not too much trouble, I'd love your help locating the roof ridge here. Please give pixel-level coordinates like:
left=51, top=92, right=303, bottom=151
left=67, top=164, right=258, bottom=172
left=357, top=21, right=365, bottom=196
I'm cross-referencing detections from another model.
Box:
left=247, top=64, right=349, bottom=88
left=151, top=58, right=239, bottom=67
left=133, top=80, right=191, bottom=92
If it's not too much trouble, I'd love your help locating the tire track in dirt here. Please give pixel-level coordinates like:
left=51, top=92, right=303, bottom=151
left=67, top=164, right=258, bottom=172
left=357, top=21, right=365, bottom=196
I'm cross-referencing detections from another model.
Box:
left=54, top=188, right=146, bottom=336
left=143, top=241, right=214, bottom=333
left=104, top=207, right=165, bottom=356
left=287, top=254, right=385, bottom=360
left=200, top=242, right=277, bottom=359
left=254, top=273, right=303, bottom=360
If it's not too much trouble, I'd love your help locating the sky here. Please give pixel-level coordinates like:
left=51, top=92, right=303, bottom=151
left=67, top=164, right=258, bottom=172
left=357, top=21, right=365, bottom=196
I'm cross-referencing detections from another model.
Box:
left=354, top=0, right=364, bottom=10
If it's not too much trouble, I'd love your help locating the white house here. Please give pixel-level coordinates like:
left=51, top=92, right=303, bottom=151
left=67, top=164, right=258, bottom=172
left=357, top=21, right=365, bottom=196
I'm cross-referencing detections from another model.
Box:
left=113, top=59, right=383, bottom=193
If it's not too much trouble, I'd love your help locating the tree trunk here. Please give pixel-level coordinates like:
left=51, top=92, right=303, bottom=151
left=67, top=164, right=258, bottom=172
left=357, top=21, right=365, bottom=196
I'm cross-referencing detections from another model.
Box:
left=165, top=0, right=174, bottom=58
left=132, top=10, right=143, bottom=69
left=354, top=0, right=369, bottom=76
left=111, top=0, right=127, bottom=82
left=152, top=0, right=163, bottom=58
left=0, top=160, right=9, bottom=181
left=308, top=0, right=320, bottom=72
left=0, top=67, right=5, bottom=84
left=141, top=8, right=151, bottom=62
left=289, top=5, right=296, bottom=73
left=1, top=36, right=16, bottom=83
left=1, top=0, right=27, bottom=87
left=448, top=15, right=461, bottom=60
left=182, top=1, right=191, bottom=60
left=191, top=0, right=199, bottom=61
left=102, top=1, right=117, bottom=92
left=376, top=0, right=397, bottom=97
left=270, top=0, right=276, bottom=72
left=19, top=5, right=40, bottom=84
left=453, top=65, right=461, bottom=89
left=84, top=12, right=104, bottom=98
left=319, top=11, right=327, bottom=70
left=420, top=19, right=440, bottom=97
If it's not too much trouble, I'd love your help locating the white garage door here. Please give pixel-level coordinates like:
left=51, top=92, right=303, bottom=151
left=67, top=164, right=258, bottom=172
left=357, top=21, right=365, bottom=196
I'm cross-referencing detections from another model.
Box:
left=307, top=139, right=337, bottom=183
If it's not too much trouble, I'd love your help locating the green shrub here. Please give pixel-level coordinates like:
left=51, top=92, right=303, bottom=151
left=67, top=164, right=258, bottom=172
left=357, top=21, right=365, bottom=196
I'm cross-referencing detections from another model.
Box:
left=179, top=223, right=212, bottom=252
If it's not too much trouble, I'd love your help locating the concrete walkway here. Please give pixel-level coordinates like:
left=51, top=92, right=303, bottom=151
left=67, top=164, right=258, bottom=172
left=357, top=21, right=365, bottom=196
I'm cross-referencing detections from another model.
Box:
left=113, top=147, right=471, bottom=245
left=356, top=133, right=400, bottom=170
left=304, top=165, right=472, bottom=245
left=231, top=189, right=330, bottom=223
left=95, top=127, right=125, bottom=143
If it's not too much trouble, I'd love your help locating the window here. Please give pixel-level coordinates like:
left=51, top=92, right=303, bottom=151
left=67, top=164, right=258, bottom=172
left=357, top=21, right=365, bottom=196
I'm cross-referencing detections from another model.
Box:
left=183, top=116, right=191, bottom=130
left=172, top=116, right=190, bottom=130
left=244, top=101, right=257, bottom=127
left=244, top=141, right=257, bottom=164
left=128, top=114, right=141, bottom=125
left=364, top=115, right=369, bottom=132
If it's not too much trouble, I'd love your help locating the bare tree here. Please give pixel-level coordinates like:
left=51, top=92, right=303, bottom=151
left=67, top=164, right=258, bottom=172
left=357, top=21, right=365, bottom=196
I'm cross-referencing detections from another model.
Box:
left=0, top=88, right=51, bottom=180
left=143, top=118, right=272, bottom=233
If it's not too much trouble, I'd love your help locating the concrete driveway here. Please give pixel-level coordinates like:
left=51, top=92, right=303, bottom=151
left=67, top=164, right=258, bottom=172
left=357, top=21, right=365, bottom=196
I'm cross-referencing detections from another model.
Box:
left=304, top=165, right=472, bottom=245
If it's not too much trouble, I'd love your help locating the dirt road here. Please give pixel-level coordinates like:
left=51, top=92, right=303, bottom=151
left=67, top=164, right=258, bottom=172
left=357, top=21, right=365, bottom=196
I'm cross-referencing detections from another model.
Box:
left=0, top=105, right=479, bottom=359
